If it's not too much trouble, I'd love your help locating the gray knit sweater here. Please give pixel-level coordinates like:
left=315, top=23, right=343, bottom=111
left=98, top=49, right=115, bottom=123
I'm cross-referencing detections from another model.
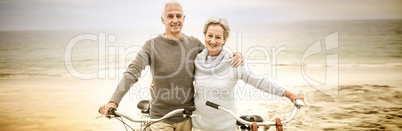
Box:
left=109, top=34, right=204, bottom=123
left=192, top=48, right=286, bottom=131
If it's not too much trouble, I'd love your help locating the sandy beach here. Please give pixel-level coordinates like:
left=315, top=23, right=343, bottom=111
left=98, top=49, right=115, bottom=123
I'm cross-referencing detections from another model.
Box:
left=0, top=65, right=401, bottom=131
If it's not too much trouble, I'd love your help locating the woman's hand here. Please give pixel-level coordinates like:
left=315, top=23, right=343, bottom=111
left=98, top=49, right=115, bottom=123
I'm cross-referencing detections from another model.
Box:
left=230, top=52, right=245, bottom=67
left=99, top=102, right=118, bottom=115
left=283, top=90, right=304, bottom=104
left=150, top=80, right=154, bottom=92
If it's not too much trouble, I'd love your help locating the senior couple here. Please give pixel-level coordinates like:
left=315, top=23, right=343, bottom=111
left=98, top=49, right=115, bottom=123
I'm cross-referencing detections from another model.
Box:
left=99, top=1, right=304, bottom=131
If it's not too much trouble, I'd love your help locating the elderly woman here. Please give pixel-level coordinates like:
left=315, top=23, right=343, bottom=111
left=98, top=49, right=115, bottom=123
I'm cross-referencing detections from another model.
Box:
left=192, top=17, right=304, bottom=131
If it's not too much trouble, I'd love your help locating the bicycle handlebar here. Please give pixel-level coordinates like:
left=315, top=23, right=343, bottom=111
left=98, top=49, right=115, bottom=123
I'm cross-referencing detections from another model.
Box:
left=206, top=99, right=304, bottom=126
left=206, top=101, right=220, bottom=109
left=104, top=106, right=197, bottom=123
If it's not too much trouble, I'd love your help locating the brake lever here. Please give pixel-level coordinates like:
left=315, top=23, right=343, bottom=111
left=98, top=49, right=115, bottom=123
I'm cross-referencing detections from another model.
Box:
left=96, top=115, right=116, bottom=119
left=189, top=114, right=201, bottom=119
left=96, top=116, right=106, bottom=119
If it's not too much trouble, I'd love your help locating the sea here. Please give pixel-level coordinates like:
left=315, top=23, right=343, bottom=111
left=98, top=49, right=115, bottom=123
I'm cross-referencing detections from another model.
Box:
left=0, top=20, right=401, bottom=79
left=0, top=20, right=401, bottom=130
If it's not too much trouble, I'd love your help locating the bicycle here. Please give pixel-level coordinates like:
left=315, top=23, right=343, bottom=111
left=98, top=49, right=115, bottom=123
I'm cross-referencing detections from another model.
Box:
left=97, top=100, right=198, bottom=131
left=206, top=99, right=304, bottom=131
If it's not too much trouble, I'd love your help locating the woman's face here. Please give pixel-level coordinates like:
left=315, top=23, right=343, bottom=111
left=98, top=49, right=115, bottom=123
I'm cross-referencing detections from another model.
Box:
left=205, top=24, right=225, bottom=56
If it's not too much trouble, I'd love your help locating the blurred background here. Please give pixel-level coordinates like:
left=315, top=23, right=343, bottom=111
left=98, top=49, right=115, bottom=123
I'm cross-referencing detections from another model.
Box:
left=1, top=0, right=401, bottom=31
left=0, top=0, right=401, bottom=130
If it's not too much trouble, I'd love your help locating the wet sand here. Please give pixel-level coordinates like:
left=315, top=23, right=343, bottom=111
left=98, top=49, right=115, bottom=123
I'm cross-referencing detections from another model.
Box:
left=0, top=66, right=401, bottom=131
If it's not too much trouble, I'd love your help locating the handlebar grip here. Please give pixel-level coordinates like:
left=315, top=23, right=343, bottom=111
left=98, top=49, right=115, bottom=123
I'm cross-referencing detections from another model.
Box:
left=206, top=101, right=220, bottom=109
left=295, top=99, right=304, bottom=109
left=184, top=106, right=196, bottom=112
left=108, top=107, right=117, bottom=116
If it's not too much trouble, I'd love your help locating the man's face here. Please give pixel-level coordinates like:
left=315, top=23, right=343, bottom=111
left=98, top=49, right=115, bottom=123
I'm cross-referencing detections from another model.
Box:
left=161, top=4, right=185, bottom=35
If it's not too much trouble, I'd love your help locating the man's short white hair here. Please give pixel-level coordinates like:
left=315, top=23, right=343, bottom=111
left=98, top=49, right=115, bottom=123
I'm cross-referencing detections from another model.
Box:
left=161, top=0, right=184, bottom=18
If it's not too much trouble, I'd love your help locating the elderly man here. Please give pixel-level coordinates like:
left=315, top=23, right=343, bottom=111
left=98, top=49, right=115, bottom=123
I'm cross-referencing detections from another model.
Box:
left=99, top=1, right=243, bottom=130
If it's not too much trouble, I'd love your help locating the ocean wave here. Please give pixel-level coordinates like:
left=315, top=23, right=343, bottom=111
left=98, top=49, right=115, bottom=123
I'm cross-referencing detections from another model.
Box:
left=0, top=72, right=63, bottom=79
left=0, top=62, right=400, bottom=79
left=249, top=62, right=402, bottom=68
left=338, top=63, right=402, bottom=68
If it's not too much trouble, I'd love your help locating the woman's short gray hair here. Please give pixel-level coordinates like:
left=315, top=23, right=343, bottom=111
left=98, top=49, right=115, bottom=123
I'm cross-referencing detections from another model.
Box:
left=203, top=17, right=230, bottom=42
left=161, top=0, right=183, bottom=18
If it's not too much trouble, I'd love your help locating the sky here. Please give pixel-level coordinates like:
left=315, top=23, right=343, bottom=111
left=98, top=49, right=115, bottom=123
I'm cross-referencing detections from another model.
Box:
left=0, top=0, right=401, bottom=31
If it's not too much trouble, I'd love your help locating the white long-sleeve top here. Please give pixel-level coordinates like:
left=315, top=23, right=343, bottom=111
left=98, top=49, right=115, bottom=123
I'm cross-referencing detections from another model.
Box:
left=192, top=48, right=286, bottom=131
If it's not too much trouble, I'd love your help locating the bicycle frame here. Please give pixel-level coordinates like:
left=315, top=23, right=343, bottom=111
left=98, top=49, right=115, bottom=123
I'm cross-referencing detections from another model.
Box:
left=206, top=99, right=304, bottom=130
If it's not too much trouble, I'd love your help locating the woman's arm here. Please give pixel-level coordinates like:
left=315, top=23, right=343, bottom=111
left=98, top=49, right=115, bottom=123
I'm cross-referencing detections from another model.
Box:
left=283, top=90, right=304, bottom=104
left=237, top=64, right=286, bottom=97
left=237, top=64, right=304, bottom=103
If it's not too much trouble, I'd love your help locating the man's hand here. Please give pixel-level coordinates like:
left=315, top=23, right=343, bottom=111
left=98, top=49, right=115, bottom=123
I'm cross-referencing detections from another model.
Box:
left=150, top=80, right=154, bottom=92
left=230, top=52, right=245, bottom=67
left=99, top=102, right=118, bottom=115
